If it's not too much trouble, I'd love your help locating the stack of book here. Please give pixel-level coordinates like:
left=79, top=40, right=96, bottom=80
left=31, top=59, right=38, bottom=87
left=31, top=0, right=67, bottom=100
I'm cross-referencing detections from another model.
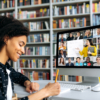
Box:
left=53, top=34, right=57, bottom=42
left=24, top=46, right=50, bottom=55
left=53, top=17, right=88, bottom=28
left=18, top=59, right=49, bottom=68
left=53, top=58, right=56, bottom=68
left=23, top=21, right=49, bottom=31
left=0, top=11, right=15, bottom=18
left=18, top=0, right=49, bottom=6
left=22, top=70, right=50, bottom=80
left=53, top=73, right=83, bottom=82
left=19, top=8, right=50, bottom=19
left=53, top=44, right=57, bottom=55
left=53, top=3, right=90, bottom=16
left=27, top=34, right=49, bottom=43
left=92, top=2, right=100, bottom=13
left=92, top=15, right=100, bottom=26
left=0, top=0, right=15, bottom=8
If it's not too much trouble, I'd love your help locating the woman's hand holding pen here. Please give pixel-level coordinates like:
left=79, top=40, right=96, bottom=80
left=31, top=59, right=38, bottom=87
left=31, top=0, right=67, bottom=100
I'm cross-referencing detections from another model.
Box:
left=44, top=82, right=61, bottom=97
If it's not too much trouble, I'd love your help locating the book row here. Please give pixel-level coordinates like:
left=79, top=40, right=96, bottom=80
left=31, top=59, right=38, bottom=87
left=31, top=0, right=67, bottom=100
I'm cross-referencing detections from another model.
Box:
left=53, top=58, right=56, bottom=68
left=53, top=3, right=90, bottom=16
left=0, top=11, right=15, bottom=18
left=92, top=2, right=100, bottom=13
left=19, top=8, right=49, bottom=19
left=27, top=34, right=50, bottom=43
left=53, top=73, right=83, bottom=82
left=52, top=0, right=75, bottom=2
left=23, top=21, right=49, bottom=31
left=24, top=46, right=50, bottom=55
left=92, top=14, right=100, bottom=26
left=0, top=0, right=15, bottom=9
left=21, top=70, right=50, bottom=80
left=18, top=59, right=49, bottom=68
left=18, top=0, right=49, bottom=6
left=53, top=17, right=88, bottom=29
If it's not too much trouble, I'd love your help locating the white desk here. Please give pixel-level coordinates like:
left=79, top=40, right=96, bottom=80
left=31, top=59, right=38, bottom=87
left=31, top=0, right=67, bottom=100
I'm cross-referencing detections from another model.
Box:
left=14, top=80, right=100, bottom=100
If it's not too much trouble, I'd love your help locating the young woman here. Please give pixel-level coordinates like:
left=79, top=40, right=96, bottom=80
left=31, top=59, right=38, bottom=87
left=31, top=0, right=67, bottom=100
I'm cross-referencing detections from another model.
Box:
left=83, top=30, right=93, bottom=39
left=58, top=42, right=66, bottom=50
left=59, top=57, right=65, bottom=66
left=76, top=39, right=97, bottom=57
left=0, top=16, right=60, bottom=100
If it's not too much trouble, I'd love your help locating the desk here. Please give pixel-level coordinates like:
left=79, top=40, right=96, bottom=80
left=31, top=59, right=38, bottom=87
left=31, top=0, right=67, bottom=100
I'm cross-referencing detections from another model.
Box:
left=14, top=80, right=100, bottom=100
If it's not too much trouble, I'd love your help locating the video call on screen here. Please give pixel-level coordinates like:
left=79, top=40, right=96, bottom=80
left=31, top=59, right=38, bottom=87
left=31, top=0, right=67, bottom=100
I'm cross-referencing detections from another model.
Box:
left=57, top=27, right=100, bottom=67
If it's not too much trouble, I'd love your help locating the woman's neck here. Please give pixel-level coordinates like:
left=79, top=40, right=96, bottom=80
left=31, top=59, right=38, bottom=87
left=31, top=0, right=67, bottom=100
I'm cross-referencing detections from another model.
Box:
left=0, top=47, right=9, bottom=65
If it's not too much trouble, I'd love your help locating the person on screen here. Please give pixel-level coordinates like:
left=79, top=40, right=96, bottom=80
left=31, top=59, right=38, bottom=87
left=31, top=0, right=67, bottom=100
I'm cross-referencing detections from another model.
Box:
left=93, top=57, right=100, bottom=66
left=83, top=30, right=93, bottom=39
left=76, top=39, right=97, bottom=57
left=59, top=57, right=65, bottom=66
left=59, top=34, right=66, bottom=42
left=59, top=42, right=66, bottom=50
left=58, top=50, right=66, bottom=58
left=75, top=32, right=83, bottom=40
left=75, top=57, right=83, bottom=66
left=67, top=33, right=74, bottom=41
left=93, top=28, right=100, bottom=38
left=83, top=57, right=93, bottom=66
left=66, top=58, right=74, bottom=66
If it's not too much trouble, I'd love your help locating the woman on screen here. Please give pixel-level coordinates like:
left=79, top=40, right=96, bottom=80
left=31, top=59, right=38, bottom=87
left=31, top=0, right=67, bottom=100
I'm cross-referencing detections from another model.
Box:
left=59, top=57, right=65, bottom=66
left=83, top=30, right=93, bottom=39
left=76, top=39, right=97, bottom=57
left=58, top=42, right=66, bottom=50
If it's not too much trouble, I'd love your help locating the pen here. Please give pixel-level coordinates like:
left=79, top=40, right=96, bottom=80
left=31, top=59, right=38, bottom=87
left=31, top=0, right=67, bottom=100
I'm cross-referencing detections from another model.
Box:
left=55, top=69, right=59, bottom=83
left=98, top=77, right=100, bottom=83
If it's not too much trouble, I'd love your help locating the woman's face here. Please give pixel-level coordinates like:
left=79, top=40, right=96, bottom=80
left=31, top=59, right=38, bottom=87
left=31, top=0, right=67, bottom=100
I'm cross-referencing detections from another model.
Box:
left=5, top=35, right=26, bottom=62
left=86, top=40, right=90, bottom=46
left=70, top=33, right=72, bottom=37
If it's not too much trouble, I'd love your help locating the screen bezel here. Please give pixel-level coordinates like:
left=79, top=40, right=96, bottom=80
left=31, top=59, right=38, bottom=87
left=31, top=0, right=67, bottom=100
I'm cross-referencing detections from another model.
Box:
left=56, top=25, right=100, bottom=68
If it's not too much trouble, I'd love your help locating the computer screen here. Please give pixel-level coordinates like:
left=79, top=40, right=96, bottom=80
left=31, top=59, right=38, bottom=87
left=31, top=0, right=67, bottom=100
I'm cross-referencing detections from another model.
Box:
left=57, top=25, right=100, bottom=68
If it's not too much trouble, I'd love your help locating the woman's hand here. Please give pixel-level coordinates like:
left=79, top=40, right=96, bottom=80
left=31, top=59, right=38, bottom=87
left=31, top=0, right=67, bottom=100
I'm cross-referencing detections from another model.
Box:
left=45, top=82, right=61, bottom=97
left=88, top=50, right=92, bottom=54
left=76, top=48, right=80, bottom=51
left=25, top=82, right=40, bottom=93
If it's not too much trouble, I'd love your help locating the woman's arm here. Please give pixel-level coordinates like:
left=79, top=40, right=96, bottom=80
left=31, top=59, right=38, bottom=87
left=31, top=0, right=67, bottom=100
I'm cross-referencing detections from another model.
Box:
left=28, top=82, right=60, bottom=100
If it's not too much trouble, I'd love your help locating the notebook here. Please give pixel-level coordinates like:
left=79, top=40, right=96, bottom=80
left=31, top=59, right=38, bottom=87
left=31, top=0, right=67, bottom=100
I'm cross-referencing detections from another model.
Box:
left=88, top=47, right=94, bottom=56
left=60, top=87, right=70, bottom=94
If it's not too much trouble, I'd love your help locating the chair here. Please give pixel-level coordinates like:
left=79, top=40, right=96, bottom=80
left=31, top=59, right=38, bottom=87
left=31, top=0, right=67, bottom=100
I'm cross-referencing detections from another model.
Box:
left=12, top=93, right=18, bottom=100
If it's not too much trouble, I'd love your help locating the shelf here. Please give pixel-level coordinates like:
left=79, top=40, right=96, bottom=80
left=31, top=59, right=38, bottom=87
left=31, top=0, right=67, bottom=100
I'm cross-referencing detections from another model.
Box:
left=18, top=3, right=50, bottom=9
left=26, top=42, right=50, bottom=45
left=30, top=29, right=50, bottom=32
left=20, top=55, right=50, bottom=58
left=0, top=7, right=15, bottom=12
left=52, top=0, right=89, bottom=6
left=19, top=68, right=51, bottom=70
left=19, top=16, right=50, bottom=21
left=53, top=13, right=90, bottom=19
left=53, top=26, right=90, bottom=32
left=93, top=12, right=100, bottom=15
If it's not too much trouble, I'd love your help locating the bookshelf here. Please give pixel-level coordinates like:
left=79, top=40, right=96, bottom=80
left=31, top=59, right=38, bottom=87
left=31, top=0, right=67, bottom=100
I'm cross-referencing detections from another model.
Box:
left=0, top=0, right=100, bottom=81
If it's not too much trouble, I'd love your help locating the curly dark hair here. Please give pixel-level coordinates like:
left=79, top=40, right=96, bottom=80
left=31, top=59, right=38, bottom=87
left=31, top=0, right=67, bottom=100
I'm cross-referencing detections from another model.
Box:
left=0, top=15, right=29, bottom=51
